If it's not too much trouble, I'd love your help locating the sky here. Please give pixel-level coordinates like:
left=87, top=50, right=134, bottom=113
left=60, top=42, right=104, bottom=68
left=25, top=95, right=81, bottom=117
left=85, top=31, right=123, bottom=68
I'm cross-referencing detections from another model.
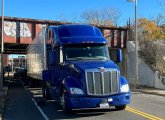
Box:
left=0, top=0, right=163, bottom=25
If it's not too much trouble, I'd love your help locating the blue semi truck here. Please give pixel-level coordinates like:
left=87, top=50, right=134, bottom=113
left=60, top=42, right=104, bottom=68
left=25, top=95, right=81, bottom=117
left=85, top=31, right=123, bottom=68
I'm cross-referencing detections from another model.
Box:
left=26, top=24, right=131, bottom=113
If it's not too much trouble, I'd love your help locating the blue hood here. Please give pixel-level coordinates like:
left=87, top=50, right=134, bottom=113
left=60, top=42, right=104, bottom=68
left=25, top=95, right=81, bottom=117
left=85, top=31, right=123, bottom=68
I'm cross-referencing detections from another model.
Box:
left=67, top=60, right=120, bottom=72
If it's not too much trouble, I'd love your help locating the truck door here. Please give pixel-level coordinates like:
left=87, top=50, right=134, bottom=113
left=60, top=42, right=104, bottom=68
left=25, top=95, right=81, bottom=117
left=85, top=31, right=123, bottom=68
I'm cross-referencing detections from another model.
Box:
left=49, top=46, right=64, bottom=98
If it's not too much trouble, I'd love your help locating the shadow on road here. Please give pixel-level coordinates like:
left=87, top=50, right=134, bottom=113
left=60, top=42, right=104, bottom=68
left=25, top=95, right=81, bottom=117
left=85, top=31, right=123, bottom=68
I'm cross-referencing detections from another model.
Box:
left=22, top=79, right=122, bottom=120
left=40, top=100, right=119, bottom=120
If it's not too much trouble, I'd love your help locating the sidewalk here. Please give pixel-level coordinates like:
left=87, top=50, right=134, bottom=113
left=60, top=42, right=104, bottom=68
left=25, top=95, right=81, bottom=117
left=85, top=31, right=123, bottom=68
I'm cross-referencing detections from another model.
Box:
left=132, top=86, right=165, bottom=97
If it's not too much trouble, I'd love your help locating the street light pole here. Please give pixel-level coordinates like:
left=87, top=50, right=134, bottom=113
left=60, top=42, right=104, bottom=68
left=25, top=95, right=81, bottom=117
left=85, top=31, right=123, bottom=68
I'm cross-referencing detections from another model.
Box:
left=0, top=0, right=4, bottom=89
left=127, top=0, right=139, bottom=88
left=134, top=0, right=139, bottom=88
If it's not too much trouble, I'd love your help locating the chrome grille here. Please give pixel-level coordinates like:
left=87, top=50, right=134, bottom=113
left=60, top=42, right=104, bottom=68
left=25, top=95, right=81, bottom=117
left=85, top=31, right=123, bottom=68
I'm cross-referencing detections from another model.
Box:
left=86, top=68, right=119, bottom=95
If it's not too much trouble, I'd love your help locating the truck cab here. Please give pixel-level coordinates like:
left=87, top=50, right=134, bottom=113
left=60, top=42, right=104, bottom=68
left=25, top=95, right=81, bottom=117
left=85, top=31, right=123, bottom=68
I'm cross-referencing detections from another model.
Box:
left=43, top=24, right=130, bottom=113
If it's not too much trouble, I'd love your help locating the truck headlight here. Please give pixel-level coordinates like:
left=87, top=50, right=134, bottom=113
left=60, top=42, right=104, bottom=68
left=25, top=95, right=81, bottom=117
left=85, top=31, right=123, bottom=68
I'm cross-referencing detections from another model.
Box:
left=120, top=84, right=129, bottom=93
left=70, top=88, right=84, bottom=95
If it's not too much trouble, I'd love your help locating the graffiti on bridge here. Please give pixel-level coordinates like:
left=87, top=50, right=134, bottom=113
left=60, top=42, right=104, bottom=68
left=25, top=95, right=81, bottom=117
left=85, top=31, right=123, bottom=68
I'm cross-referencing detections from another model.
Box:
left=4, top=21, right=31, bottom=38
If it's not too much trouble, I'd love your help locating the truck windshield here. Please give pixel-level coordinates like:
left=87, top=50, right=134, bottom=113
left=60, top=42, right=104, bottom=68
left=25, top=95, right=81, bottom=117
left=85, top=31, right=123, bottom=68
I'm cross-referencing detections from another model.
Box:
left=65, top=44, right=110, bottom=60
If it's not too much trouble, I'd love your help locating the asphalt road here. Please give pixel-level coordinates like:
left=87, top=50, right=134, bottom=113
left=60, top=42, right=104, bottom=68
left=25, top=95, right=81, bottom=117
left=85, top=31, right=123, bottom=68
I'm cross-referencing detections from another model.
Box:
left=3, top=79, right=165, bottom=120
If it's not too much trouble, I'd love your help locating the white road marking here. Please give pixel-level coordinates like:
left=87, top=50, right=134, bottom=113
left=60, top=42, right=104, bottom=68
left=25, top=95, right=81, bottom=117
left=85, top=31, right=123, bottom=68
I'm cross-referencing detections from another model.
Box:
left=31, top=98, right=49, bottom=120
left=20, top=80, right=49, bottom=120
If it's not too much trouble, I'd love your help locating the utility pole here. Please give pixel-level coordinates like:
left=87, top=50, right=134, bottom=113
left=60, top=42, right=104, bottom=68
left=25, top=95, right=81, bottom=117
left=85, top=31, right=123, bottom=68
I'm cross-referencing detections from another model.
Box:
left=12, top=55, right=14, bottom=73
left=134, top=0, right=139, bottom=88
left=127, top=0, right=139, bottom=88
left=0, top=0, right=4, bottom=89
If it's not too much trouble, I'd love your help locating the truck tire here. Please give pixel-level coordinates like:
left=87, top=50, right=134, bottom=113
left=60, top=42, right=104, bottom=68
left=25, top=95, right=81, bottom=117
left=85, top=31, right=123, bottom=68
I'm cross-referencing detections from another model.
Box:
left=60, top=88, right=72, bottom=114
left=115, top=105, right=126, bottom=110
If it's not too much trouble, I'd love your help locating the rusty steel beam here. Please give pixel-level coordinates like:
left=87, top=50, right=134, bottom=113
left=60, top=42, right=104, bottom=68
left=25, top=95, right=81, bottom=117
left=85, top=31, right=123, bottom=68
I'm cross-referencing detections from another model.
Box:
left=0, top=16, right=129, bottom=54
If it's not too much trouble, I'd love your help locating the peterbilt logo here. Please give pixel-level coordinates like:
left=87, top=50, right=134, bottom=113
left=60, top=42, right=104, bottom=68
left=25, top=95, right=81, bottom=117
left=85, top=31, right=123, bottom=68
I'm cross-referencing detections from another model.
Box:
left=98, top=67, right=105, bottom=72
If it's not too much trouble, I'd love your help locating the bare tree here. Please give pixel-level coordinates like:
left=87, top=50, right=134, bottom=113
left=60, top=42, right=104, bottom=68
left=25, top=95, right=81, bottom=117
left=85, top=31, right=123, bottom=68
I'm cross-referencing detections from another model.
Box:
left=81, top=9, right=102, bottom=25
left=157, top=0, right=165, bottom=12
left=81, top=7, right=122, bottom=27
left=152, top=13, right=165, bottom=26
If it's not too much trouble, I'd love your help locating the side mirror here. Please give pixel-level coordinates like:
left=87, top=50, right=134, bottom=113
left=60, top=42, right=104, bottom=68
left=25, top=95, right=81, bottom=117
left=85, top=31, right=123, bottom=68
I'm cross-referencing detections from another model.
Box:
left=109, top=48, right=122, bottom=63
left=117, top=49, right=122, bottom=63
left=67, top=64, right=81, bottom=77
left=67, top=64, right=75, bottom=69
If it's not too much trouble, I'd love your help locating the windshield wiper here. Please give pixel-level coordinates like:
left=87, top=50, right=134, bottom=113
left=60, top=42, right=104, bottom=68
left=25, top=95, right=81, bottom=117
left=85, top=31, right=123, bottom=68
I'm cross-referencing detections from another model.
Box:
left=67, top=57, right=85, bottom=60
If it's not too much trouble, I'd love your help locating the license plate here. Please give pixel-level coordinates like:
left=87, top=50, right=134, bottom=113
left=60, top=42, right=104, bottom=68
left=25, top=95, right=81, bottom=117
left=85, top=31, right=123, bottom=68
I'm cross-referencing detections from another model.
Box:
left=99, top=103, right=109, bottom=108
left=108, top=98, right=113, bottom=102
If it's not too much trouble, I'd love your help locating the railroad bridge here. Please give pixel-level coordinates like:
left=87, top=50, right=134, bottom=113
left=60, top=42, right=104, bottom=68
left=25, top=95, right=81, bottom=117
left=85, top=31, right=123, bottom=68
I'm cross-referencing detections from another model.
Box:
left=0, top=16, right=129, bottom=54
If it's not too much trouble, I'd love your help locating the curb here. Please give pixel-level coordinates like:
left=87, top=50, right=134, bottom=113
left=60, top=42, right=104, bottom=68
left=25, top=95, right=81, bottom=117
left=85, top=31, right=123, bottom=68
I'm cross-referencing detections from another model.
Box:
left=0, top=85, right=9, bottom=120
left=132, top=89, right=165, bottom=97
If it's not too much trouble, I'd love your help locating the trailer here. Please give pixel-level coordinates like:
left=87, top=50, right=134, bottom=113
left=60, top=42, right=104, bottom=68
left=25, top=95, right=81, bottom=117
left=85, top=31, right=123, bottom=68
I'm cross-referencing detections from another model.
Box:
left=26, top=24, right=131, bottom=113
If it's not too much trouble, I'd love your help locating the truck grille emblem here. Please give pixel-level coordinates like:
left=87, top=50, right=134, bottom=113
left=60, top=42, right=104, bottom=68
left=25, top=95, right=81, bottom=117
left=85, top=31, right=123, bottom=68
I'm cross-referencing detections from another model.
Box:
left=98, top=67, right=105, bottom=72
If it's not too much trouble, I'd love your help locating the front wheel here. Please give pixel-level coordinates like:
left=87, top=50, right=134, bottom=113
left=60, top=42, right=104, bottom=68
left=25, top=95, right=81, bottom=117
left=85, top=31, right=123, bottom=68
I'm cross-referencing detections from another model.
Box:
left=60, top=88, right=72, bottom=114
left=115, top=105, right=126, bottom=110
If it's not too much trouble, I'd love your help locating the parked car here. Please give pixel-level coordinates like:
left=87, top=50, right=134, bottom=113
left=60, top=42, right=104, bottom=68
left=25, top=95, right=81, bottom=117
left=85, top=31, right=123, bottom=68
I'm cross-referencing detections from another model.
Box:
left=13, top=67, right=27, bottom=79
